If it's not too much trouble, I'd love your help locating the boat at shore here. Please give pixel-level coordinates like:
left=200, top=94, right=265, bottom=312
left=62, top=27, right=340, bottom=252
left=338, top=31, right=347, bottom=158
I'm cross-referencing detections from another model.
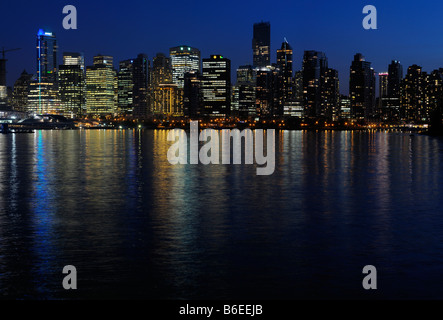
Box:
left=1, top=124, right=34, bottom=134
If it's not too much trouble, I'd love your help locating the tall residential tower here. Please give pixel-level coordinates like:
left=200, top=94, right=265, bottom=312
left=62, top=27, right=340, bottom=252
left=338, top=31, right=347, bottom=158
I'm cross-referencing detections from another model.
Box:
left=252, top=22, right=271, bottom=68
left=28, top=29, right=59, bottom=114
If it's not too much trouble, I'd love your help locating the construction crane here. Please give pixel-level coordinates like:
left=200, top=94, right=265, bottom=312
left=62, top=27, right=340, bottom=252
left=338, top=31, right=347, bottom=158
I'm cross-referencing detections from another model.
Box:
left=0, top=47, right=21, bottom=86
left=1, top=47, right=21, bottom=60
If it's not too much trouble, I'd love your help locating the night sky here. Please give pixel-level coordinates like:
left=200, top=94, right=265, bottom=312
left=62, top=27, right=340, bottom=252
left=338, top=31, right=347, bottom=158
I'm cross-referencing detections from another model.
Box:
left=1, top=0, right=442, bottom=95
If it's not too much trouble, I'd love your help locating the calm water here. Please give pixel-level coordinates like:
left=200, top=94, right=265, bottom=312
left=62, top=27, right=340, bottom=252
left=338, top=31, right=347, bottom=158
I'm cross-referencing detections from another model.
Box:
left=0, top=129, right=443, bottom=299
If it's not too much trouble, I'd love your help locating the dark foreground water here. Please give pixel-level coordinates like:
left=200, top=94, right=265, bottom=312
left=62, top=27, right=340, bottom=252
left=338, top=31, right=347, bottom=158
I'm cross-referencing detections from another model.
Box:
left=0, top=129, right=442, bottom=299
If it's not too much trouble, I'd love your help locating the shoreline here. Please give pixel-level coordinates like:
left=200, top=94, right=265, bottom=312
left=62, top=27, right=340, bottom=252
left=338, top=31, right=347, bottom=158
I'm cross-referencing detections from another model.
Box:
left=2, top=125, right=429, bottom=133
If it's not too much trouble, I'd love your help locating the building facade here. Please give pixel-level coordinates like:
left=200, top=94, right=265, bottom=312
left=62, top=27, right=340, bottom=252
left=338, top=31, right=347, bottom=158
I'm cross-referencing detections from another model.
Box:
left=28, top=29, right=59, bottom=114
left=86, top=55, right=116, bottom=116
left=117, top=59, right=134, bottom=115
left=302, top=50, right=328, bottom=118
left=236, top=65, right=256, bottom=118
left=276, top=41, right=293, bottom=106
left=12, top=70, right=33, bottom=112
left=59, top=52, right=85, bottom=118
left=170, top=46, right=200, bottom=89
left=252, top=22, right=271, bottom=68
left=201, top=55, right=231, bottom=117
left=349, top=53, right=376, bottom=120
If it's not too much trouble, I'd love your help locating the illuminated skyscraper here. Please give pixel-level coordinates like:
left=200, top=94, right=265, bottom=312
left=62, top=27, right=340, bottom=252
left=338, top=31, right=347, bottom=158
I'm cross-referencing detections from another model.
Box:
left=293, top=70, right=303, bottom=102
left=302, top=50, right=328, bottom=118
left=151, top=53, right=172, bottom=88
left=93, top=55, right=113, bottom=66
left=63, top=52, right=85, bottom=69
left=237, top=64, right=255, bottom=84
left=276, top=40, right=293, bottom=104
left=236, top=65, right=256, bottom=118
left=28, top=29, right=60, bottom=114
left=183, top=71, right=202, bottom=117
left=252, top=22, right=270, bottom=68
left=86, top=55, right=116, bottom=115
left=428, top=69, right=443, bottom=118
left=388, top=60, right=403, bottom=99
left=321, top=68, right=340, bottom=121
left=340, top=95, right=351, bottom=119
left=201, top=55, right=231, bottom=117
left=170, top=46, right=200, bottom=88
left=12, top=70, right=33, bottom=112
left=37, top=30, right=58, bottom=84
left=117, top=59, right=134, bottom=115
left=377, top=72, right=389, bottom=119
left=381, top=60, right=404, bottom=121
left=379, top=72, right=388, bottom=98
left=349, top=53, right=376, bottom=120
left=256, top=65, right=280, bottom=117
left=401, top=65, right=429, bottom=122
left=59, top=52, right=85, bottom=118
left=131, top=54, right=149, bottom=119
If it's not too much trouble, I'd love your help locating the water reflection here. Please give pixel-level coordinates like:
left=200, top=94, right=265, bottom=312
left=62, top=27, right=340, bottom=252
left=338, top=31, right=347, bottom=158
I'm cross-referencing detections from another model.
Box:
left=0, top=130, right=442, bottom=299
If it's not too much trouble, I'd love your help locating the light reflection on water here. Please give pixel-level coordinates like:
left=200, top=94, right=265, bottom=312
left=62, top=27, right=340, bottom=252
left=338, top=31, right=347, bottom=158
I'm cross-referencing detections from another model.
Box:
left=0, top=130, right=442, bottom=299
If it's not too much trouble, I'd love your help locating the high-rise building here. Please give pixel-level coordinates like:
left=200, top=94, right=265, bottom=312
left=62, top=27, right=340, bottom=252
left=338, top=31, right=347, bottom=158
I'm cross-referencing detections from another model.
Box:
left=276, top=40, right=293, bottom=104
left=12, top=70, right=33, bottom=112
left=0, top=55, right=8, bottom=109
left=428, top=69, right=443, bottom=117
left=0, top=88, right=7, bottom=110
left=93, top=55, right=113, bottom=66
left=388, top=60, right=403, bottom=99
left=256, top=68, right=272, bottom=117
left=28, top=29, right=59, bottom=114
left=293, top=70, right=303, bottom=102
left=117, top=59, right=134, bottom=115
left=183, top=71, right=202, bottom=117
left=252, top=22, right=271, bottom=68
left=302, top=50, right=328, bottom=118
left=236, top=65, right=256, bottom=118
left=237, top=64, right=255, bottom=84
left=201, top=55, right=231, bottom=117
left=59, top=52, right=85, bottom=118
left=238, top=77, right=256, bottom=118
left=401, top=65, right=429, bottom=122
left=321, top=68, right=340, bottom=121
left=340, top=95, right=351, bottom=119
left=349, top=53, right=376, bottom=120
left=231, top=85, right=240, bottom=116
left=256, top=65, right=280, bottom=117
left=131, top=54, right=149, bottom=119
left=63, top=52, right=85, bottom=69
left=382, top=60, right=404, bottom=121
left=381, top=61, right=403, bottom=121
left=86, top=55, right=116, bottom=115
left=0, top=56, right=7, bottom=109
left=151, top=53, right=172, bottom=88
left=170, top=46, right=200, bottom=89
left=37, top=30, right=58, bottom=84
left=379, top=72, right=388, bottom=98
left=377, top=72, right=389, bottom=119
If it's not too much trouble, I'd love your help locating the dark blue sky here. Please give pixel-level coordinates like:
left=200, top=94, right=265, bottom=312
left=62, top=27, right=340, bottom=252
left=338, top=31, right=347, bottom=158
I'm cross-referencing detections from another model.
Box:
left=1, top=0, right=443, bottom=94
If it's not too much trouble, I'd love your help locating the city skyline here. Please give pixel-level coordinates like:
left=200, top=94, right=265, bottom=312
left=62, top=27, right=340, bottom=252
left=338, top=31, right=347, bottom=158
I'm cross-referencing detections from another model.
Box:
left=2, top=0, right=443, bottom=95
left=3, top=27, right=443, bottom=99
left=3, top=26, right=443, bottom=123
